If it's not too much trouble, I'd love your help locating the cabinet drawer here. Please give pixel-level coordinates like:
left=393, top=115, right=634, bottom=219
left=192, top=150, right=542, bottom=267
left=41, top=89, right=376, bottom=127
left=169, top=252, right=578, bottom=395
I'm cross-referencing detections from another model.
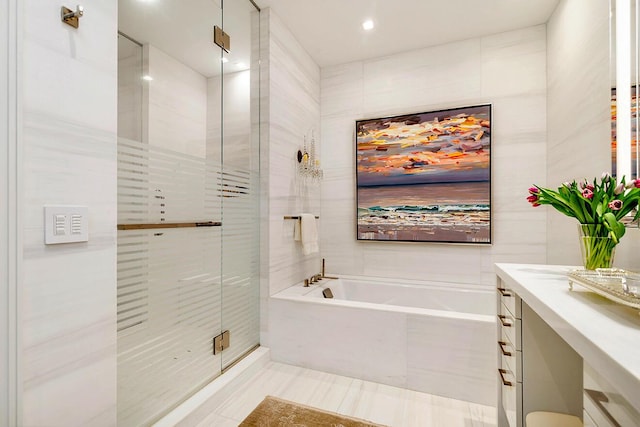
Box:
left=500, top=367, right=522, bottom=427
left=584, top=362, right=640, bottom=427
left=499, top=307, right=521, bottom=351
left=499, top=342, right=521, bottom=383
left=497, top=281, right=521, bottom=319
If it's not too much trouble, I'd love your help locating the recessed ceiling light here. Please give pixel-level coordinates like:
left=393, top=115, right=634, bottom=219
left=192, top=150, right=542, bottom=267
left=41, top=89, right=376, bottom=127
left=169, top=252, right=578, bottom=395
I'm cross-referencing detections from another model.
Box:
left=221, top=57, right=229, bottom=63
left=362, top=20, right=374, bottom=31
left=142, top=75, right=153, bottom=81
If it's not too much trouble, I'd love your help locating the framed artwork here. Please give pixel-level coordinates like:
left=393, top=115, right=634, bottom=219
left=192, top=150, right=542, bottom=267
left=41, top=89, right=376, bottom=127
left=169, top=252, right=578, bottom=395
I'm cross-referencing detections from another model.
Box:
left=356, top=104, right=491, bottom=244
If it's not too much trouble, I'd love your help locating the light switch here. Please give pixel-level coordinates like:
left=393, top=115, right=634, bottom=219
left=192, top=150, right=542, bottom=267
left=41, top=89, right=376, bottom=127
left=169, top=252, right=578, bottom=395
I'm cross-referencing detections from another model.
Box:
left=54, top=215, right=66, bottom=235
left=44, top=206, right=89, bottom=244
left=70, top=214, right=82, bottom=235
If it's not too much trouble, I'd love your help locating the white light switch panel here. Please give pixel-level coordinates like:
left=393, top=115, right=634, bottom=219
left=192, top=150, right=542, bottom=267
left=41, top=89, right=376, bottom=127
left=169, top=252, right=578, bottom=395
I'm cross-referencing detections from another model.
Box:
left=44, top=206, right=89, bottom=244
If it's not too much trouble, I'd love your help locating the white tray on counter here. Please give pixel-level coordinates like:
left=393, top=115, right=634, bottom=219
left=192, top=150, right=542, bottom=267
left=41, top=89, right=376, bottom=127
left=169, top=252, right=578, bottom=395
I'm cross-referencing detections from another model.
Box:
left=567, top=269, right=640, bottom=312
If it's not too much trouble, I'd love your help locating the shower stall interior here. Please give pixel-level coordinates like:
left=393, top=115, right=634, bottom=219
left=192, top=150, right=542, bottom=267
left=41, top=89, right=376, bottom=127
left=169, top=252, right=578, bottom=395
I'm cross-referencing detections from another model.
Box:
left=116, top=1, right=260, bottom=425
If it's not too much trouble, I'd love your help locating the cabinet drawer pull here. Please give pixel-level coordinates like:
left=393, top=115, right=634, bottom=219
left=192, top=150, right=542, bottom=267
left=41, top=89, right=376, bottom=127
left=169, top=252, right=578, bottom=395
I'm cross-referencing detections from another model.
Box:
left=498, top=369, right=513, bottom=386
left=498, top=287, right=513, bottom=297
left=498, top=315, right=513, bottom=327
left=498, top=341, right=512, bottom=356
left=585, top=388, right=622, bottom=427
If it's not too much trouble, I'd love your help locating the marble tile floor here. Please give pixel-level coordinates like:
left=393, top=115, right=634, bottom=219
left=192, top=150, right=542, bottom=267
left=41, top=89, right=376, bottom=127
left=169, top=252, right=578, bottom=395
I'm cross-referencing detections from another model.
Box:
left=195, top=361, right=496, bottom=427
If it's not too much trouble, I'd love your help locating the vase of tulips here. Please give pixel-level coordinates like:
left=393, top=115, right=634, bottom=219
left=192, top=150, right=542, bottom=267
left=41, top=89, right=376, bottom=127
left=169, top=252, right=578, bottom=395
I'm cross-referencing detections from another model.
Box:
left=527, top=173, right=640, bottom=270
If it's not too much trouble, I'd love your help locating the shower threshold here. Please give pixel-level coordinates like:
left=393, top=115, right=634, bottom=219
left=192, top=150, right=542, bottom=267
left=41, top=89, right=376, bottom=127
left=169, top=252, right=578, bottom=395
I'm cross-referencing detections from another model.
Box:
left=153, top=346, right=270, bottom=427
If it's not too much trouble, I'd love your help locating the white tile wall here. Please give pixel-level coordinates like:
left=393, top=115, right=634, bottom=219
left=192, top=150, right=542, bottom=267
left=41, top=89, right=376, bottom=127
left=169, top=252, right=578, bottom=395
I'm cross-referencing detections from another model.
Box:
left=206, top=70, right=253, bottom=169
left=260, top=9, right=322, bottom=301
left=362, top=39, right=483, bottom=115
left=260, top=8, right=323, bottom=347
left=320, top=25, right=548, bottom=289
left=147, top=45, right=208, bottom=157
left=20, top=0, right=118, bottom=425
left=117, top=38, right=143, bottom=142
left=546, top=0, right=618, bottom=267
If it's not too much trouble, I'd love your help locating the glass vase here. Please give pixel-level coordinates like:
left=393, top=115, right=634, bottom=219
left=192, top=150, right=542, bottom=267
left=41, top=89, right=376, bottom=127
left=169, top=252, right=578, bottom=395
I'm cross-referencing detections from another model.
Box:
left=578, top=224, right=617, bottom=270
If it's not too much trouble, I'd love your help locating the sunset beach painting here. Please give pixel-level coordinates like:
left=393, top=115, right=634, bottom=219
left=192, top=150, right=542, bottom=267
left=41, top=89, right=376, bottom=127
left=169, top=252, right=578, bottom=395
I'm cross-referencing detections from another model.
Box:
left=356, top=105, right=491, bottom=243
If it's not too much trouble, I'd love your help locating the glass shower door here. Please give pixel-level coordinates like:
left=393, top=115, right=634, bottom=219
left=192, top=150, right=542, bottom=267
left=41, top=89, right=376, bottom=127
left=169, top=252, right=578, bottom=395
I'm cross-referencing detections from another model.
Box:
left=220, top=0, right=261, bottom=370
left=116, top=1, right=225, bottom=425
left=116, top=0, right=260, bottom=424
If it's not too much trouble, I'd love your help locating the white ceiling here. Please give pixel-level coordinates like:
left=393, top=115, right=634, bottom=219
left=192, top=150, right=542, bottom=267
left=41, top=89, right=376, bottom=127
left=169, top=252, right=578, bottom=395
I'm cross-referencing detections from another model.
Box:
left=118, top=0, right=562, bottom=76
left=255, top=0, right=562, bottom=67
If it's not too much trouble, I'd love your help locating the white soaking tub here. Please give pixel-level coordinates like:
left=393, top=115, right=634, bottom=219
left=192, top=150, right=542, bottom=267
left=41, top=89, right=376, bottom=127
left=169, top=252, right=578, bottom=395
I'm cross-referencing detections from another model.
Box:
left=269, top=276, right=496, bottom=406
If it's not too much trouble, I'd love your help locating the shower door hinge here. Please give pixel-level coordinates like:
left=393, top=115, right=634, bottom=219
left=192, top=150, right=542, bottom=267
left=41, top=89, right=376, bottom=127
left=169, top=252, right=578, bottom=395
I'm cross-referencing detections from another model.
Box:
left=213, top=26, right=230, bottom=52
left=213, top=330, right=230, bottom=355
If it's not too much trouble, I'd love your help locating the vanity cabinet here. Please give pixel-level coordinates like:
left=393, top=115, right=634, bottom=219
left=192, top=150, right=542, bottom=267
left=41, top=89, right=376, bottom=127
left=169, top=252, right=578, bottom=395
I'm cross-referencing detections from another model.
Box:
left=497, top=279, right=582, bottom=427
left=495, top=264, right=640, bottom=427
left=497, top=285, right=521, bottom=427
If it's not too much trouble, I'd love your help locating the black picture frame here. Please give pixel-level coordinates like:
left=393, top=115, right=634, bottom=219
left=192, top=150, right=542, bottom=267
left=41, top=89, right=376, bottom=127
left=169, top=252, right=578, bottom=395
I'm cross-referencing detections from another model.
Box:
left=355, top=104, right=492, bottom=244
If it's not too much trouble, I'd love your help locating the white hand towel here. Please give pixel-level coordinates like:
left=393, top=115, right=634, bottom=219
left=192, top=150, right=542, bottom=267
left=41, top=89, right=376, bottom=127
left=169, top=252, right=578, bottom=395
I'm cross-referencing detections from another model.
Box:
left=294, top=219, right=302, bottom=241
left=300, top=213, right=319, bottom=255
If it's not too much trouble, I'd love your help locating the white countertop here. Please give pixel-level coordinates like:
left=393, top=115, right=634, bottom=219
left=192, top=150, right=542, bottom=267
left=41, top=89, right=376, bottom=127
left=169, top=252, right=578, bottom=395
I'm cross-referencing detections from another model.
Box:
left=495, top=263, right=640, bottom=413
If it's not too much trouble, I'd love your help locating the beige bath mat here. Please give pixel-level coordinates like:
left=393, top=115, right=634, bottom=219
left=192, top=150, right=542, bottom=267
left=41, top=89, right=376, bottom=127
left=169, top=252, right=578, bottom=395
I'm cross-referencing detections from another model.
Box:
left=239, top=395, right=388, bottom=427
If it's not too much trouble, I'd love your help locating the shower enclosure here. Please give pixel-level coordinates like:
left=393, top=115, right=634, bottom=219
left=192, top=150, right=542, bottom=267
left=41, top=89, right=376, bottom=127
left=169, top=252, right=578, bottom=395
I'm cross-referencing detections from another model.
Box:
left=116, top=1, right=260, bottom=425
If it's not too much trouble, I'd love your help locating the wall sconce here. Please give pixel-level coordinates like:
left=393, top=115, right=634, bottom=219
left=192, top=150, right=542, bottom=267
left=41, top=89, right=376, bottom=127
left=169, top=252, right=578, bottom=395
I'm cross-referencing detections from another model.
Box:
left=297, top=129, right=323, bottom=183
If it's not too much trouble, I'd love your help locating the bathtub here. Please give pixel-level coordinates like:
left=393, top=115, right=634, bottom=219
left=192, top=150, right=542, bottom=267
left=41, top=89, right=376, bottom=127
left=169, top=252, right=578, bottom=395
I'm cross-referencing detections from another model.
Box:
left=269, top=276, right=496, bottom=406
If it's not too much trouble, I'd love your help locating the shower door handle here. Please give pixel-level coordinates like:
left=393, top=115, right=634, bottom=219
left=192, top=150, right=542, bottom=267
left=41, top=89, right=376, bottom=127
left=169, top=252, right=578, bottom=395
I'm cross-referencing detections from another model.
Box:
left=118, top=221, right=222, bottom=230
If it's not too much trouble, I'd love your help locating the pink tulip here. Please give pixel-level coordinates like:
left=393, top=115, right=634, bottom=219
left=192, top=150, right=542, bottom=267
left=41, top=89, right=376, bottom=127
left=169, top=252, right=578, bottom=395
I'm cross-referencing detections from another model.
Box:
left=528, top=187, right=539, bottom=194
left=582, top=188, right=594, bottom=199
left=608, top=200, right=623, bottom=210
left=614, top=183, right=625, bottom=195
left=579, top=180, right=595, bottom=191
left=526, top=195, right=541, bottom=207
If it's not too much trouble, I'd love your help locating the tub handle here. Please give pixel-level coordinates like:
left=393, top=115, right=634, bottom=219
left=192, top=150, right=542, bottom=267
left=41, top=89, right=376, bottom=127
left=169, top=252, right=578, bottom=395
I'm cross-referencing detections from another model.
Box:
left=498, top=341, right=512, bottom=356
left=497, top=287, right=513, bottom=297
left=497, top=315, right=512, bottom=327
left=499, top=369, right=513, bottom=386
